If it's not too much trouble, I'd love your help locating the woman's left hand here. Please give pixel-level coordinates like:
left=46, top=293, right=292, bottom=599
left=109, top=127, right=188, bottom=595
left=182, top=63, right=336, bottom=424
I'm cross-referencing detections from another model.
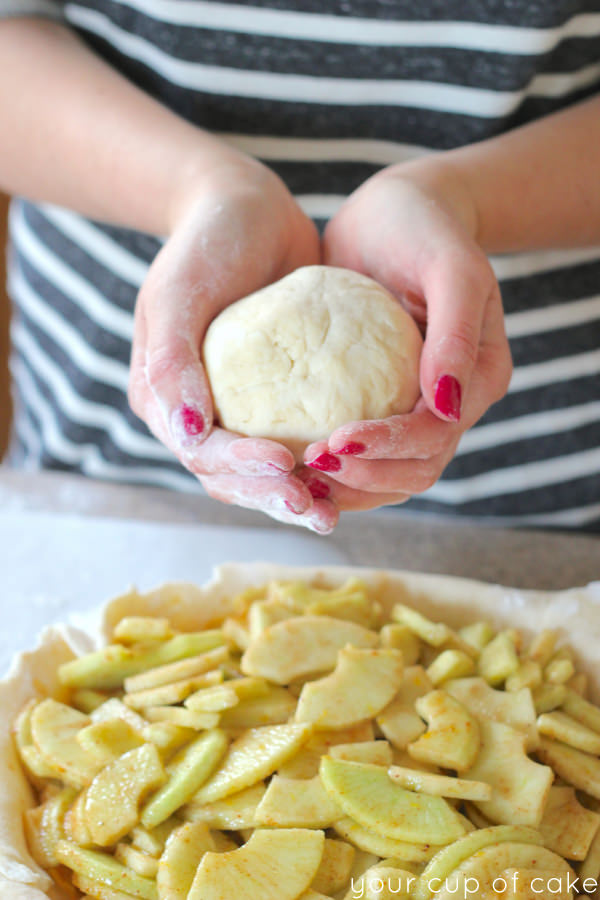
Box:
left=301, top=162, right=513, bottom=510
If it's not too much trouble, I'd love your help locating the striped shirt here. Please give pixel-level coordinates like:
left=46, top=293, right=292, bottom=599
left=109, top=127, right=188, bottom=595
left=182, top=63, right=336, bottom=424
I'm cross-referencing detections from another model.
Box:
left=3, top=0, right=600, bottom=531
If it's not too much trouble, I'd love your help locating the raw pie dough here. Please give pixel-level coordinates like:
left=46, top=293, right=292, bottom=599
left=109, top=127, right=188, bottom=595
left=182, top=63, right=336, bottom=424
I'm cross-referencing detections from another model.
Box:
left=2, top=564, right=600, bottom=899
left=203, top=266, right=423, bottom=457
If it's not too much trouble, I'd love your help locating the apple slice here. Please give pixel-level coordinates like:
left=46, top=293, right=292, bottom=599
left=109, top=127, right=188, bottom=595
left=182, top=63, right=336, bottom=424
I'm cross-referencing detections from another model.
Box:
left=319, top=757, right=466, bottom=845
left=184, top=782, right=266, bottom=829
left=347, top=864, right=416, bottom=900
left=187, top=828, right=325, bottom=900
left=124, top=646, right=229, bottom=692
left=446, top=677, right=538, bottom=749
left=330, top=741, right=392, bottom=766
left=388, top=766, right=491, bottom=802
left=59, top=630, right=225, bottom=690
left=377, top=666, right=432, bottom=749
left=295, top=647, right=403, bottom=729
left=192, top=723, right=312, bottom=804
left=218, top=685, right=296, bottom=729
left=140, top=728, right=228, bottom=828
left=562, top=688, right=600, bottom=733
left=241, top=616, right=378, bottom=683
left=74, top=873, right=150, bottom=900
left=464, top=720, right=553, bottom=826
left=113, top=616, right=173, bottom=644
left=278, top=723, right=375, bottom=779
left=84, top=743, right=166, bottom=845
left=311, top=838, right=355, bottom=895
left=537, top=711, right=600, bottom=755
left=254, top=774, right=340, bottom=827
left=30, top=699, right=101, bottom=789
left=56, top=840, right=158, bottom=899
left=379, top=624, right=421, bottom=665
left=478, top=631, right=520, bottom=685
left=248, top=600, right=299, bottom=638
left=332, top=816, right=440, bottom=863
left=130, top=819, right=180, bottom=858
left=433, top=842, right=573, bottom=900
left=537, top=736, right=600, bottom=799
left=414, top=825, right=545, bottom=900
left=156, top=821, right=215, bottom=900
left=77, top=718, right=144, bottom=767
left=539, top=785, right=600, bottom=861
left=114, top=844, right=159, bottom=878
left=407, top=691, right=480, bottom=773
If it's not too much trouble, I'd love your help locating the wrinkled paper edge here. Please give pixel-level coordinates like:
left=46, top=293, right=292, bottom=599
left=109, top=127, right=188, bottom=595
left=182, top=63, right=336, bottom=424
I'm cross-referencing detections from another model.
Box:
left=1, top=562, right=599, bottom=899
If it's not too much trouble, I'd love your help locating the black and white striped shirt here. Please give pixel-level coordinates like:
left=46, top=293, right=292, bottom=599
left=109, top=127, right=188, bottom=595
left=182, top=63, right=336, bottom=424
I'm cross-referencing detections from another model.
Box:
left=3, top=0, right=600, bottom=531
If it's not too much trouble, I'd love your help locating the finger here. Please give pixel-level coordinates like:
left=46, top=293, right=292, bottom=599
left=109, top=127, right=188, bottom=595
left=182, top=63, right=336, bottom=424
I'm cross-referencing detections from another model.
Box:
left=304, top=439, right=458, bottom=494
left=182, top=429, right=296, bottom=477
left=141, top=284, right=214, bottom=451
left=297, top=469, right=410, bottom=512
left=324, top=400, right=459, bottom=460
left=199, top=474, right=338, bottom=534
left=419, top=250, right=497, bottom=424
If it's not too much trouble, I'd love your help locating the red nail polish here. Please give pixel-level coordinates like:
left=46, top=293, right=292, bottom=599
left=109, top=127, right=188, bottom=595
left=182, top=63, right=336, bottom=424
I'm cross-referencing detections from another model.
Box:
left=337, top=442, right=366, bottom=456
left=307, top=452, right=342, bottom=473
left=306, top=478, right=331, bottom=500
left=434, top=375, right=461, bottom=421
left=181, top=404, right=205, bottom=437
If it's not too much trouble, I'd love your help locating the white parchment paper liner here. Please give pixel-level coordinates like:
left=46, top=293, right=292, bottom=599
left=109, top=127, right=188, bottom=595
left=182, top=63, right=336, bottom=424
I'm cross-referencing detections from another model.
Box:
left=1, top=562, right=599, bottom=899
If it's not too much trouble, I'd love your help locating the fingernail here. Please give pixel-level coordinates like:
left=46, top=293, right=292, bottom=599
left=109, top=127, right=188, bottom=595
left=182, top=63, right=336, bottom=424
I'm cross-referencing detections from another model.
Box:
left=171, top=404, right=205, bottom=447
left=307, top=452, right=342, bottom=473
left=285, top=499, right=307, bottom=515
left=181, top=404, right=205, bottom=436
left=265, top=462, right=291, bottom=474
left=434, top=375, right=461, bottom=421
left=336, top=442, right=366, bottom=456
left=312, top=520, right=333, bottom=535
left=305, top=477, right=330, bottom=500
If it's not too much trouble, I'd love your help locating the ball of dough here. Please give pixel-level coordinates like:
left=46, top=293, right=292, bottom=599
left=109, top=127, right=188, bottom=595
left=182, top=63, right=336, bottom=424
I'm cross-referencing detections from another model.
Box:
left=203, top=265, right=423, bottom=458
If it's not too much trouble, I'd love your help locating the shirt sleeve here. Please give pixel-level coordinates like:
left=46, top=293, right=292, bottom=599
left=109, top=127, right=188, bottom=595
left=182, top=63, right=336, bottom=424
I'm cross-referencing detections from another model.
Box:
left=0, top=0, right=64, bottom=21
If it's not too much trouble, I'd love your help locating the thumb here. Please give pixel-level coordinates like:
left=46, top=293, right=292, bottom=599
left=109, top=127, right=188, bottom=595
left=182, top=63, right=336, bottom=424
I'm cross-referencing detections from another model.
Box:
left=419, top=251, right=494, bottom=423
left=137, top=269, right=215, bottom=453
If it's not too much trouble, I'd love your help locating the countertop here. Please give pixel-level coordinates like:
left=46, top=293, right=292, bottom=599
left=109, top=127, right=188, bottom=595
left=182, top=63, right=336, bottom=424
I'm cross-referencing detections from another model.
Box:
left=1, top=467, right=598, bottom=588
left=0, top=466, right=598, bottom=675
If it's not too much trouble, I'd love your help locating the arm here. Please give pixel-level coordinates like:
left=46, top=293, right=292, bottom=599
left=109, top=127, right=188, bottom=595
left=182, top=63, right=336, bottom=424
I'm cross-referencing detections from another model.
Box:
left=0, top=17, right=335, bottom=532
left=419, top=93, right=600, bottom=253
left=0, top=17, right=246, bottom=232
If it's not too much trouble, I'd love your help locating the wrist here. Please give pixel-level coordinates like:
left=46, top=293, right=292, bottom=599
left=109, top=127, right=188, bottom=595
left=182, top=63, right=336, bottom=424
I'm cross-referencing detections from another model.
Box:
left=378, top=156, right=481, bottom=244
left=165, top=140, right=275, bottom=234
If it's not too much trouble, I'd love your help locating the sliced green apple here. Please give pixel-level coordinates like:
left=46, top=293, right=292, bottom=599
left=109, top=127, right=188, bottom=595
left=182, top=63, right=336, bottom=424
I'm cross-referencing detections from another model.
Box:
left=295, top=647, right=403, bottom=729
left=184, top=782, right=266, bottom=829
left=156, top=821, right=215, bottom=900
left=84, top=743, right=166, bottom=845
left=187, top=827, right=325, bottom=900
left=414, top=825, right=545, bottom=900
left=192, top=723, right=312, bottom=804
left=254, top=774, right=339, bottom=827
left=319, top=757, right=466, bottom=845
left=464, top=720, right=553, bottom=826
left=407, top=691, right=480, bottom=773
left=140, top=728, right=227, bottom=828
left=241, top=616, right=378, bottom=684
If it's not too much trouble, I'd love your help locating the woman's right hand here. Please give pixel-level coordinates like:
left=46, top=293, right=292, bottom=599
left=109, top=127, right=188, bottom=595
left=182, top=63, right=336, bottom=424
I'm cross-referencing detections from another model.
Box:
left=128, top=157, right=338, bottom=533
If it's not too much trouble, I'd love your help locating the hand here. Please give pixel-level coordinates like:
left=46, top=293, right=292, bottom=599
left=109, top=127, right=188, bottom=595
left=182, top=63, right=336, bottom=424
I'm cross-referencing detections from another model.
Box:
left=129, top=157, right=338, bottom=533
left=301, top=163, right=512, bottom=511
